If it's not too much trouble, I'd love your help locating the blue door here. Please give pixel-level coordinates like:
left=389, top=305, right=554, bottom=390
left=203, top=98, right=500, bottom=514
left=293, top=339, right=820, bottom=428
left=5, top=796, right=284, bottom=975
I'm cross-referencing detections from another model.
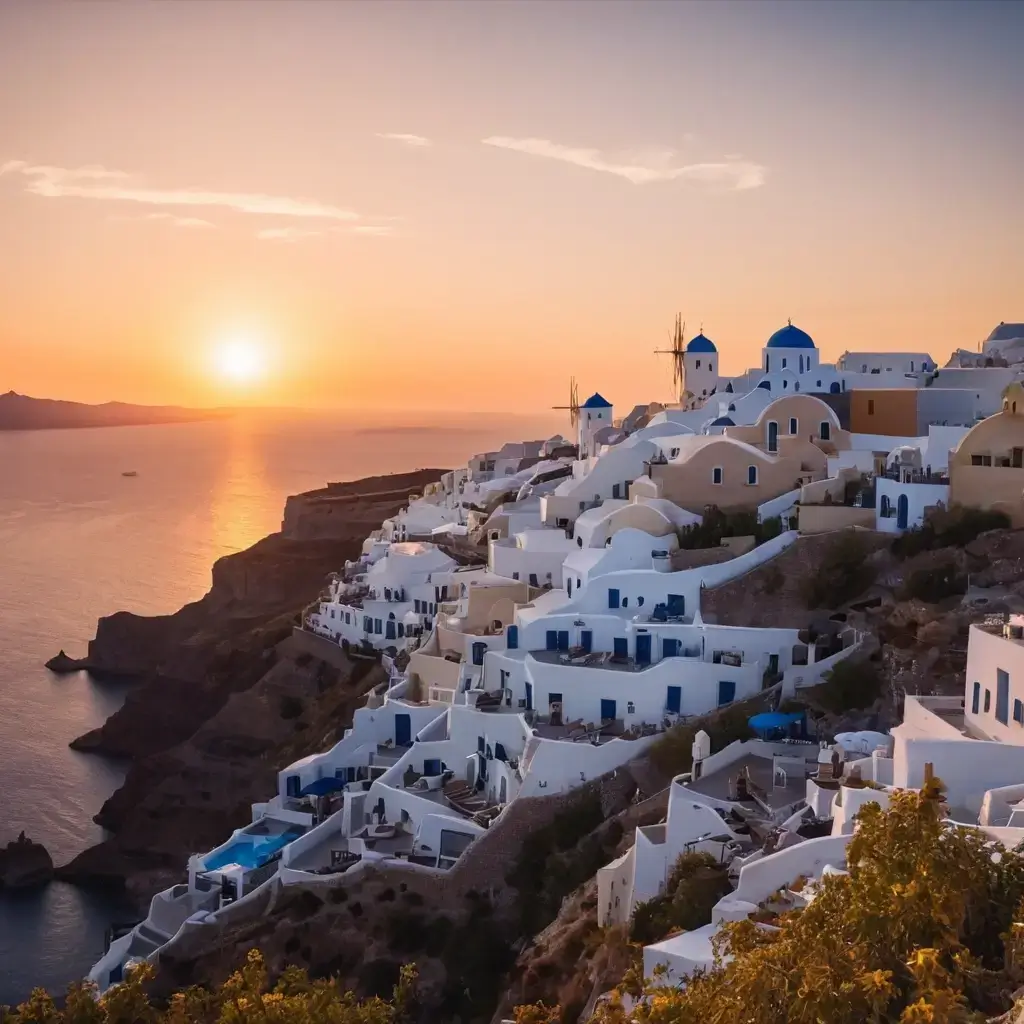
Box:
left=506, top=624, right=518, bottom=649
left=525, top=681, right=533, bottom=710
left=667, top=594, right=685, bottom=617
left=385, top=619, right=396, bottom=640
left=663, top=638, right=680, bottom=658
left=608, top=588, right=620, bottom=609
left=636, top=634, right=652, bottom=665
left=897, top=494, right=909, bottom=530
left=613, top=637, right=628, bottom=659
left=717, top=681, right=736, bottom=706
left=601, top=699, right=617, bottom=722
left=830, top=381, right=841, bottom=394
left=666, top=686, right=682, bottom=714
left=557, top=630, right=569, bottom=651
left=395, top=714, right=411, bottom=746
left=286, top=775, right=301, bottom=798
left=580, top=630, right=593, bottom=653
left=997, top=669, right=1010, bottom=724
left=546, top=630, right=558, bottom=651
left=472, top=642, right=486, bottom=665
left=423, top=758, right=442, bottom=777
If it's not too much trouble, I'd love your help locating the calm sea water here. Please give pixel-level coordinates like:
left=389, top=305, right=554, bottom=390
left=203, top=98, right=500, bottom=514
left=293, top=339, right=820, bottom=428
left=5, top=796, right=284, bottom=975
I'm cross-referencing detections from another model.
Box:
left=0, top=411, right=559, bottom=1006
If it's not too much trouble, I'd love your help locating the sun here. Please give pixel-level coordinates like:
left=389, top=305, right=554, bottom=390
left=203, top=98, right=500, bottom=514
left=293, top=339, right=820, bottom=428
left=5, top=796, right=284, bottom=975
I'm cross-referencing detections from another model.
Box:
left=212, top=335, right=268, bottom=387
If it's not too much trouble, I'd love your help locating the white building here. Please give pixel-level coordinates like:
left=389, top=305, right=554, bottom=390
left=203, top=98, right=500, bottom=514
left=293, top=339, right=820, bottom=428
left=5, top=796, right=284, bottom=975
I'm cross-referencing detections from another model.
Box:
left=306, top=542, right=457, bottom=651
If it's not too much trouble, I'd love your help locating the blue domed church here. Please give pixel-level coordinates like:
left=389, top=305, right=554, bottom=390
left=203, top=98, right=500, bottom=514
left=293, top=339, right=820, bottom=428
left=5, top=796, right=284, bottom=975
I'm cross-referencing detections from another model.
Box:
left=763, top=321, right=819, bottom=376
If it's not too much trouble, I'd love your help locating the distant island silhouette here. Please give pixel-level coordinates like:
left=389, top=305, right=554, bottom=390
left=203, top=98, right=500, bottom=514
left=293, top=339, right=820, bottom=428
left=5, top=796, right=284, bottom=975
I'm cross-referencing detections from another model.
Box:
left=0, top=391, right=233, bottom=431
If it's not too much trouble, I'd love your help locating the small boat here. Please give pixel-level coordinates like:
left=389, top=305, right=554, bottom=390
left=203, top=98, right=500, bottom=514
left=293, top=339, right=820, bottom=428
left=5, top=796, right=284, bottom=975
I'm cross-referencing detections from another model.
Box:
left=121, top=471, right=138, bottom=478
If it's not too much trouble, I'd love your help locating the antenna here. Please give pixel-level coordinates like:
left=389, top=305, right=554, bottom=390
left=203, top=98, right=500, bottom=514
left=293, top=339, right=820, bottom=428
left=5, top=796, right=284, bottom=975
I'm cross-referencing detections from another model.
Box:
left=552, top=376, right=580, bottom=429
left=654, top=312, right=687, bottom=402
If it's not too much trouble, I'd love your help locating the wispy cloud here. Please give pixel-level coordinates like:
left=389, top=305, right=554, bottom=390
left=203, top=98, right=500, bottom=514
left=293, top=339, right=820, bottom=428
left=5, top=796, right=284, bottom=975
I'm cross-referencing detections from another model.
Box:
left=480, top=137, right=766, bottom=190
left=139, top=211, right=215, bottom=229
left=376, top=133, right=431, bottom=148
left=0, top=160, right=362, bottom=221
left=257, top=223, right=395, bottom=242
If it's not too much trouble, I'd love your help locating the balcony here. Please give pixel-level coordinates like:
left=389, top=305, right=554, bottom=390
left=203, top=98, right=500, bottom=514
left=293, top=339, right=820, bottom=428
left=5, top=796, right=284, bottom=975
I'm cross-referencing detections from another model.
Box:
left=882, top=468, right=949, bottom=485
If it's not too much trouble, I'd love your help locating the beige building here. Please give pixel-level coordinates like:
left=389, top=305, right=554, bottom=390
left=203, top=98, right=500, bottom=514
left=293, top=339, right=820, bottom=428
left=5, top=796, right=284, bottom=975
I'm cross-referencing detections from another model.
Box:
left=632, top=395, right=840, bottom=514
left=949, top=383, right=1024, bottom=526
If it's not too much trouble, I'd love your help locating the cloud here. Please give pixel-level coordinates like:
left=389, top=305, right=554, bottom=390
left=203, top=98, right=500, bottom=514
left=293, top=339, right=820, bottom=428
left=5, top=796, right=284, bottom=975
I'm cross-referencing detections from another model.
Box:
left=376, top=133, right=431, bottom=148
left=256, top=224, right=395, bottom=242
left=480, top=137, right=766, bottom=190
left=256, top=226, right=326, bottom=242
left=0, top=160, right=362, bottom=220
left=140, top=212, right=215, bottom=229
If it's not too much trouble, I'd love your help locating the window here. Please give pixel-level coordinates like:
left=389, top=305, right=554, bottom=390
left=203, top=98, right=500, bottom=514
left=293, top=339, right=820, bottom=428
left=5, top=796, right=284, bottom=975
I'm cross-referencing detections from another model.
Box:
left=709, top=362, right=713, bottom=373
left=696, top=359, right=701, bottom=369
left=567, top=579, right=572, bottom=597
left=1014, top=699, right=1023, bottom=725
left=971, top=454, right=993, bottom=467
left=972, top=681, right=981, bottom=714
left=622, top=597, right=628, bottom=607
left=712, top=466, right=723, bottom=485
left=637, top=595, right=644, bottom=606
left=868, top=399, right=875, bottom=415
left=747, top=465, right=758, bottom=485
left=997, top=669, right=1010, bottom=725
left=789, top=417, right=798, bottom=435
left=820, top=421, right=831, bottom=441
left=985, top=688, right=991, bottom=713
left=782, top=358, right=787, bottom=369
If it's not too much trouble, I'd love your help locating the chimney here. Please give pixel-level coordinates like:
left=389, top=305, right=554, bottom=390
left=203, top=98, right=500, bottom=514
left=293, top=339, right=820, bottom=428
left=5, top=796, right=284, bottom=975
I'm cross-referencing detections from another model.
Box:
left=924, top=762, right=934, bottom=785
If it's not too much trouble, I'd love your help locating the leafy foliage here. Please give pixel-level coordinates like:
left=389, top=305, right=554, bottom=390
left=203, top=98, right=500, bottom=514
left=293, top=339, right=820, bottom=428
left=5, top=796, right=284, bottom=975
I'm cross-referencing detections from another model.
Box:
left=630, top=853, right=732, bottom=944
left=901, top=561, right=968, bottom=604
left=799, top=530, right=877, bottom=609
left=646, top=704, right=756, bottom=779
left=526, top=783, right=1024, bottom=1024
left=678, top=508, right=782, bottom=551
left=803, top=657, right=883, bottom=715
left=6, top=950, right=416, bottom=1024
left=507, top=788, right=609, bottom=934
left=891, top=507, right=1012, bottom=559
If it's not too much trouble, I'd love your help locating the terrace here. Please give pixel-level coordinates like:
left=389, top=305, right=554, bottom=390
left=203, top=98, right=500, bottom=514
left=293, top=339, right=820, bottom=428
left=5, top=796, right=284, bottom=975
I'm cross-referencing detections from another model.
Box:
left=686, top=751, right=816, bottom=816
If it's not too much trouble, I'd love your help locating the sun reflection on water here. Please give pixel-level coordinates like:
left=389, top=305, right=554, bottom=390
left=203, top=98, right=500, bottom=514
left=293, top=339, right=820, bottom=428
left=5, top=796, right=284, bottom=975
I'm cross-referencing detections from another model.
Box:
left=209, top=418, right=270, bottom=558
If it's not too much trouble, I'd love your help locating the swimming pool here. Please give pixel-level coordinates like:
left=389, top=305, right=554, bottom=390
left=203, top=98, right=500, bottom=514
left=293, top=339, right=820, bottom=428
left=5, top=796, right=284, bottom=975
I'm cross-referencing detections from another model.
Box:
left=203, top=827, right=304, bottom=872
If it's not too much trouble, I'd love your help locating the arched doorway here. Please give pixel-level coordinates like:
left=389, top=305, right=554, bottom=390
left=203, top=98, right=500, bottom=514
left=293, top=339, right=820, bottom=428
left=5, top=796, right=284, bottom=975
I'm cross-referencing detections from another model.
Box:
left=897, top=494, right=909, bottom=530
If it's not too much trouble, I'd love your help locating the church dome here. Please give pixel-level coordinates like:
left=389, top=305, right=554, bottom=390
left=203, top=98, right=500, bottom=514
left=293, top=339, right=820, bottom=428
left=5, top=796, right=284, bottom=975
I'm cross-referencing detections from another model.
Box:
left=710, top=416, right=734, bottom=427
left=766, top=323, right=816, bottom=349
left=686, top=332, right=717, bottom=353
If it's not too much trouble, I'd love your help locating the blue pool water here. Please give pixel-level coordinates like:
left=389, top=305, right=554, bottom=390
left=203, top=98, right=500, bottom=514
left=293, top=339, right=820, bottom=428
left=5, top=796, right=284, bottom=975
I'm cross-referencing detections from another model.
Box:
left=203, top=828, right=304, bottom=872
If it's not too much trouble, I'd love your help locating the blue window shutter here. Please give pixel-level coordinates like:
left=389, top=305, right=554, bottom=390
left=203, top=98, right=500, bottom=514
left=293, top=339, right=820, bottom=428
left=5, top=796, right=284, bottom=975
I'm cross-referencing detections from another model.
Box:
left=997, top=670, right=1010, bottom=725
left=972, top=682, right=981, bottom=714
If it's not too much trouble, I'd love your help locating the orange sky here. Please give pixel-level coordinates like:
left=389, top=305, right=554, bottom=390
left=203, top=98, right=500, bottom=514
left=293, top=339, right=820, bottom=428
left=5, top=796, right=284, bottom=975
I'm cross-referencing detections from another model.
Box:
left=1, top=1, right=1022, bottom=413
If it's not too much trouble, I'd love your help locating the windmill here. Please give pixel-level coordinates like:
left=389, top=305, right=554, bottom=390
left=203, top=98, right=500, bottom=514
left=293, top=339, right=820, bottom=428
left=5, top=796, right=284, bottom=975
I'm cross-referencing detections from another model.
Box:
left=552, top=377, right=580, bottom=431
left=654, top=313, right=687, bottom=403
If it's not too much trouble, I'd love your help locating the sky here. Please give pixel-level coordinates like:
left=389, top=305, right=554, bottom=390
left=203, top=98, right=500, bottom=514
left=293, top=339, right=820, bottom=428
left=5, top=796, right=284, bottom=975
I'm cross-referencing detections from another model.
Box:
left=0, top=0, right=1022, bottom=414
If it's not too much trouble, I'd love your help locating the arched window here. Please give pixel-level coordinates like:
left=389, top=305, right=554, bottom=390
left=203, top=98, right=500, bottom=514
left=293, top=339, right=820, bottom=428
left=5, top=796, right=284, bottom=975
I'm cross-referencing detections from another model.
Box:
left=748, top=465, right=758, bottom=485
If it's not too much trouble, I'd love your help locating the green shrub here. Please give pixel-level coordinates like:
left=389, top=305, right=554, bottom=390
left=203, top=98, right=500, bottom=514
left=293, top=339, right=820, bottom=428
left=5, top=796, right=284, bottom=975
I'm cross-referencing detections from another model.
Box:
left=891, top=507, right=1011, bottom=559
left=647, top=703, right=756, bottom=778
left=901, top=561, right=967, bottom=603
left=678, top=507, right=783, bottom=550
left=630, top=852, right=732, bottom=943
left=804, top=658, right=882, bottom=715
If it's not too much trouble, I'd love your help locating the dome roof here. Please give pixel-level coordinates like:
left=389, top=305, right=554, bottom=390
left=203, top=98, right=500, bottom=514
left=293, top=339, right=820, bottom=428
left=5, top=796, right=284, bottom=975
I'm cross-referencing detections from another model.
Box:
left=581, top=392, right=612, bottom=409
left=766, top=323, right=816, bottom=349
left=686, top=332, right=716, bottom=353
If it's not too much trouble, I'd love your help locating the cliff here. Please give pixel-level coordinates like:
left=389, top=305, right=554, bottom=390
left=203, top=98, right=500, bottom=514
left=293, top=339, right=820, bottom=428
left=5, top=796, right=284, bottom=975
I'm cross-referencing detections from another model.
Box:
left=57, top=469, right=442, bottom=900
left=0, top=390, right=230, bottom=431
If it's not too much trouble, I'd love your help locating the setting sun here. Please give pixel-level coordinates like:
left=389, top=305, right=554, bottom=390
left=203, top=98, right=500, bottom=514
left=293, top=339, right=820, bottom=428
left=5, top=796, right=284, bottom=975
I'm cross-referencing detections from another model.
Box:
left=212, top=335, right=268, bottom=387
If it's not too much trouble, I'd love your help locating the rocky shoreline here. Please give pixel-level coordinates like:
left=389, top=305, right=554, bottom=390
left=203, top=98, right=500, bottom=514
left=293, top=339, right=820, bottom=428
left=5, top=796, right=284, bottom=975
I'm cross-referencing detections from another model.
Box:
left=52, top=469, right=445, bottom=906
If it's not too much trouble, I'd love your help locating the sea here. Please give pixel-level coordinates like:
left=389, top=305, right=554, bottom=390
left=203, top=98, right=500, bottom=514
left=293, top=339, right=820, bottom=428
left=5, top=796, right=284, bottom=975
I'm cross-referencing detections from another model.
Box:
left=0, top=410, right=560, bottom=1007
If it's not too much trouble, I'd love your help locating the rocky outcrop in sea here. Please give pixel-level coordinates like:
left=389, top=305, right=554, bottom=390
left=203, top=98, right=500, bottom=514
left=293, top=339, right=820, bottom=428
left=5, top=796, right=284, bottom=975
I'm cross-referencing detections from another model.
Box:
left=0, top=832, right=53, bottom=889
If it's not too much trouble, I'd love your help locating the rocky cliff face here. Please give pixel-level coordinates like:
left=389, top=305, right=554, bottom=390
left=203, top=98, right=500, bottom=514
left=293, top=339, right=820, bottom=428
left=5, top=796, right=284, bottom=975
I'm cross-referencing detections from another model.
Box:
left=58, top=470, right=442, bottom=902
left=0, top=833, right=53, bottom=889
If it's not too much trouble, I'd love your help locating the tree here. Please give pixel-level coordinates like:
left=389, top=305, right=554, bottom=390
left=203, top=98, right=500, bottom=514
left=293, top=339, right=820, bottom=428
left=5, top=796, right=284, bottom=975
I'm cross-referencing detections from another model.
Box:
left=522, top=783, right=1024, bottom=1024
left=6, top=951, right=417, bottom=1024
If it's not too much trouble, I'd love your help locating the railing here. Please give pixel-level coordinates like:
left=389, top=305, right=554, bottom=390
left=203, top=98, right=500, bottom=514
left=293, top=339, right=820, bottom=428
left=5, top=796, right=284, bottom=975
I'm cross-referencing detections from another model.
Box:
left=882, top=468, right=950, bottom=484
